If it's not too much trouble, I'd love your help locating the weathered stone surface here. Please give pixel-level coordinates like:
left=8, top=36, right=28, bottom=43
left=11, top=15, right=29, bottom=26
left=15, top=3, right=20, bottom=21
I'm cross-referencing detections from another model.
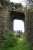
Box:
left=0, top=3, right=10, bottom=47
left=0, top=8, right=10, bottom=32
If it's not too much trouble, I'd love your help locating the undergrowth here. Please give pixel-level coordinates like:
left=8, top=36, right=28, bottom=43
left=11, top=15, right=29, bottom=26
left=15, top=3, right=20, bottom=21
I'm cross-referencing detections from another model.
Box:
left=0, top=32, right=32, bottom=50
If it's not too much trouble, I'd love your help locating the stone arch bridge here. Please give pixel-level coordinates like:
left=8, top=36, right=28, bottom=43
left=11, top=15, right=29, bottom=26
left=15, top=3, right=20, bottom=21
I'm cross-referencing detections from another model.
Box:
left=0, top=0, right=33, bottom=47
left=9, top=7, right=33, bottom=42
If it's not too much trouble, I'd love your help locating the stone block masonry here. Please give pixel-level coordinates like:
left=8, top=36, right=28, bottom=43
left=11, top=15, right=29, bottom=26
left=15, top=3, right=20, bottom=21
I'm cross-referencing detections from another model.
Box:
left=0, top=8, right=10, bottom=47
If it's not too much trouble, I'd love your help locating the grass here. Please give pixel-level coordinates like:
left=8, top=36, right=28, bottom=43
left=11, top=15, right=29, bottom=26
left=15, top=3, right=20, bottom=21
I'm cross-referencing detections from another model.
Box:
left=0, top=32, right=32, bottom=50
left=0, top=37, right=32, bottom=50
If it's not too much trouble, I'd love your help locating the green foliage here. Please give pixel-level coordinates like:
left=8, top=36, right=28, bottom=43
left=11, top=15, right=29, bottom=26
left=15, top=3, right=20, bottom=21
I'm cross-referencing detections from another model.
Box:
left=3, top=37, right=31, bottom=50
left=3, top=32, right=17, bottom=48
left=0, top=32, right=32, bottom=50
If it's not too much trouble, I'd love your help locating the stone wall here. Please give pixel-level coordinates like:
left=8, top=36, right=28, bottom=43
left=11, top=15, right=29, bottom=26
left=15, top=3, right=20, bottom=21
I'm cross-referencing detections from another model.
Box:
left=0, top=8, right=10, bottom=32
left=0, top=7, right=10, bottom=47
left=30, top=12, right=33, bottom=42
left=25, top=8, right=33, bottom=42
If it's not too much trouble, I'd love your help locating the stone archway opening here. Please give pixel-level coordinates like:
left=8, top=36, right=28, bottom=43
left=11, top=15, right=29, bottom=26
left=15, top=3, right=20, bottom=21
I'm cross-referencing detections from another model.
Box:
left=10, top=11, right=25, bottom=33
left=10, top=11, right=25, bottom=32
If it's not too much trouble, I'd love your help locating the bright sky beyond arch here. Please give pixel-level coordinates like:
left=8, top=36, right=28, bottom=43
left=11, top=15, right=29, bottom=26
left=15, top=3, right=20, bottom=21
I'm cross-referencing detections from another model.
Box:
left=13, top=19, right=24, bottom=32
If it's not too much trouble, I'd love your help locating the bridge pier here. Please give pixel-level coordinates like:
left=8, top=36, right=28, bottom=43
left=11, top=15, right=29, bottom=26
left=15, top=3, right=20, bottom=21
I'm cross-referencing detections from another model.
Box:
left=25, top=8, right=33, bottom=43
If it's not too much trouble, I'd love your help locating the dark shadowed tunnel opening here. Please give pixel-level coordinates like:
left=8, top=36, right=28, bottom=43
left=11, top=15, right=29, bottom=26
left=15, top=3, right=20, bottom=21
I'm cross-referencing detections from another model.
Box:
left=10, top=11, right=25, bottom=32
